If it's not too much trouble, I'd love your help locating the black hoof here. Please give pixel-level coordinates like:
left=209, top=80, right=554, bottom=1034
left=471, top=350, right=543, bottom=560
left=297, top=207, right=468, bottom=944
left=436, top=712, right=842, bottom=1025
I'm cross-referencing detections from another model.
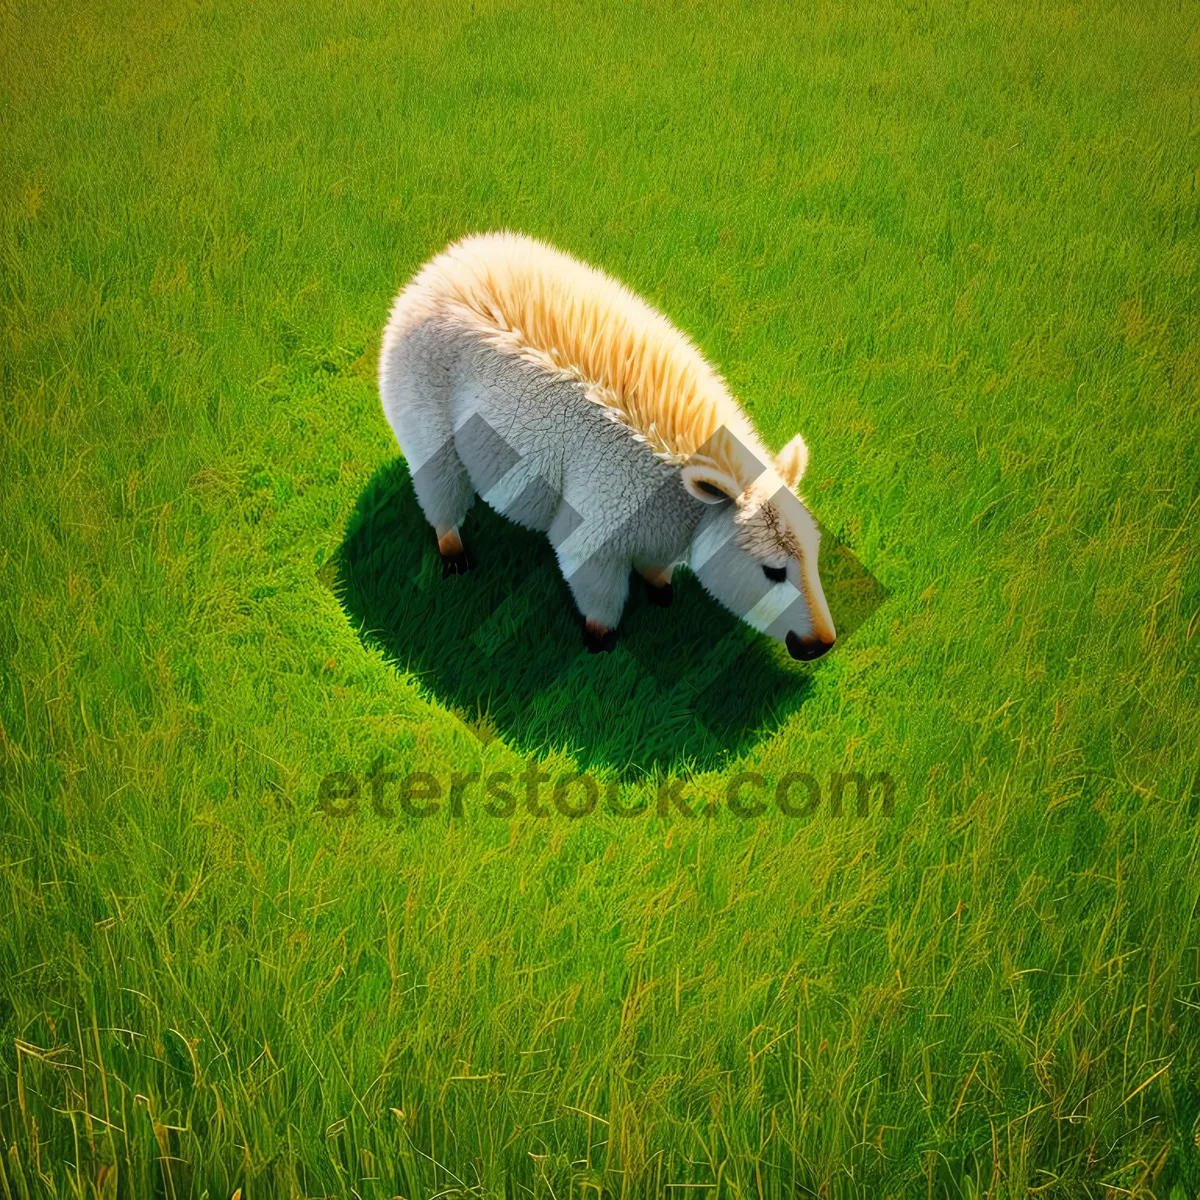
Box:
left=583, top=625, right=618, bottom=654
left=441, top=549, right=473, bottom=578
left=645, top=579, right=673, bottom=608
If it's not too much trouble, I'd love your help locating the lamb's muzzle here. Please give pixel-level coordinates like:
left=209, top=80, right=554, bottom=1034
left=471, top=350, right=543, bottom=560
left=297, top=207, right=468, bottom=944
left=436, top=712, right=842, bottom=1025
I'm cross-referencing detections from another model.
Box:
left=786, top=631, right=836, bottom=661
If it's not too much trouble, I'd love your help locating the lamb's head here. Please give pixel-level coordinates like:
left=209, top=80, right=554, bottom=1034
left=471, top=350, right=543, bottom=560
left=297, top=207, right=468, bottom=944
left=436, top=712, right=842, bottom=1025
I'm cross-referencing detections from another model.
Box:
left=682, top=433, right=837, bottom=661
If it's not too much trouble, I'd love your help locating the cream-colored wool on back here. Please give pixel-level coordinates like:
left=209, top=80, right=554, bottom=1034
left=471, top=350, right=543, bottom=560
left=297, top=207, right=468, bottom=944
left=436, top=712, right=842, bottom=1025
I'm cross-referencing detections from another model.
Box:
left=384, top=231, right=776, bottom=490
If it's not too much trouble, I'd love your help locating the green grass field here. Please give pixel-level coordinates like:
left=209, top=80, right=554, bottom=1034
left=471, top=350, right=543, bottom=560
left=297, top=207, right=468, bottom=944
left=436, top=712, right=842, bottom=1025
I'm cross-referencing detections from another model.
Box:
left=3, top=0, right=1200, bottom=1195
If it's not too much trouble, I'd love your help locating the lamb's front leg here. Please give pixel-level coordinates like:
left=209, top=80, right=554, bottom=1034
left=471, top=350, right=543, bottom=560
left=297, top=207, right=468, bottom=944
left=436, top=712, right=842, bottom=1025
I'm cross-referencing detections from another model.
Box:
left=636, top=563, right=675, bottom=608
left=557, top=550, right=630, bottom=654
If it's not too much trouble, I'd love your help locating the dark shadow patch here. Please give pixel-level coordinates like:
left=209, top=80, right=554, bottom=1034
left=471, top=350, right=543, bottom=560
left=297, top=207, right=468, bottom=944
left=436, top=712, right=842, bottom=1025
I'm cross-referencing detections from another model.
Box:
left=336, top=460, right=887, bottom=775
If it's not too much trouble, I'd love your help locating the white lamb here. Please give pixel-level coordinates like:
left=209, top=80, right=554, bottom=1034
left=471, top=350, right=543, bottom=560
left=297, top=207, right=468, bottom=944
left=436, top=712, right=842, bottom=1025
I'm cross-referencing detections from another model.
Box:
left=378, top=231, right=837, bottom=659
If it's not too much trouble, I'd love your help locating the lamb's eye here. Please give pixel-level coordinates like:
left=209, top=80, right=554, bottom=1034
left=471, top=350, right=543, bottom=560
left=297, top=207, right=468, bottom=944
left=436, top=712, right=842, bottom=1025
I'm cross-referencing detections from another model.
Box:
left=762, top=564, right=787, bottom=583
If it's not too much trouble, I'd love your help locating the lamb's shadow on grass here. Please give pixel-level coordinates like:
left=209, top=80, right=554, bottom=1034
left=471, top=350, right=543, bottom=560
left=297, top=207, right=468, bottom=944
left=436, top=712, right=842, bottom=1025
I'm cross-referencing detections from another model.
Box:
left=337, top=460, right=887, bottom=776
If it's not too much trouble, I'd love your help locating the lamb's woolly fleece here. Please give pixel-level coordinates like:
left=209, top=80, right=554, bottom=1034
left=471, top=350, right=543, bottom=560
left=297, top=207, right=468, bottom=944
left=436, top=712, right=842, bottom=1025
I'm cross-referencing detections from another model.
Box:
left=383, top=230, right=782, bottom=493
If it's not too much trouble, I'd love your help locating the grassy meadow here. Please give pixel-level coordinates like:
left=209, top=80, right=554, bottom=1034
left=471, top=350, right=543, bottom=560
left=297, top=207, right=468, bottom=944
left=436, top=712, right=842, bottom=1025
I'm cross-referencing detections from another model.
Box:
left=3, top=0, right=1200, bottom=1195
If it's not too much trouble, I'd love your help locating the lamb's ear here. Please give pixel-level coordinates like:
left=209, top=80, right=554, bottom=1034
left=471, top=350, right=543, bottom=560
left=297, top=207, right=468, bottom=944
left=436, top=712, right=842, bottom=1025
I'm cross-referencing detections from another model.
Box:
left=681, top=464, right=741, bottom=505
left=775, top=433, right=809, bottom=490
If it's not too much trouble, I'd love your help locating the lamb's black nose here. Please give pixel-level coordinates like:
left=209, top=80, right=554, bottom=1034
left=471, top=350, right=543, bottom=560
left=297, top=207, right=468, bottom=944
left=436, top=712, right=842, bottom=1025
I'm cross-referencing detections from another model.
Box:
left=787, top=631, right=835, bottom=660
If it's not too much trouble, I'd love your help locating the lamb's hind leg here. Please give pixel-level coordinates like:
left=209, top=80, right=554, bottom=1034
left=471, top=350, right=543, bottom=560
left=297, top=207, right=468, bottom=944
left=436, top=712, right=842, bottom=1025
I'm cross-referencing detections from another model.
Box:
left=407, top=437, right=475, bottom=577
left=379, top=323, right=476, bottom=577
left=437, top=525, right=472, bottom=577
